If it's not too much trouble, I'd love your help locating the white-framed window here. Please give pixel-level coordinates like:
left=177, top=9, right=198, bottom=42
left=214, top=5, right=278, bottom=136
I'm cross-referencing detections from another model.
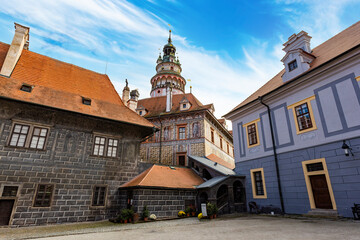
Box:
left=92, top=136, right=119, bottom=157
left=8, top=122, right=49, bottom=150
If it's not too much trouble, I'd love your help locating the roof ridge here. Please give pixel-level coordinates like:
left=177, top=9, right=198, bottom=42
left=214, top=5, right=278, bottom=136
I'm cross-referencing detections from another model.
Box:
left=138, top=165, right=155, bottom=186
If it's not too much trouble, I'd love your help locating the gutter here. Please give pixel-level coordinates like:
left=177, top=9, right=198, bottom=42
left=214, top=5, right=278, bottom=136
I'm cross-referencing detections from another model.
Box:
left=258, top=96, right=285, bottom=214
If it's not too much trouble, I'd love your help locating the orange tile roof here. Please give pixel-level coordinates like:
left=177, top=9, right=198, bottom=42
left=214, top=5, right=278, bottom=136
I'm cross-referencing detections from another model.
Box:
left=227, top=21, right=360, bottom=114
left=120, top=164, right=204, bottom=189
left=137, top=93, right=211, bottom=118
left=206, top=153, right=235, bottom=170
left=0, top=41, right=154, bottom=129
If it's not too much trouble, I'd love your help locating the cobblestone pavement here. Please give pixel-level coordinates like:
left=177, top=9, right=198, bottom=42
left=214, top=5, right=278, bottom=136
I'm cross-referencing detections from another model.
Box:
left=1, top=215, right=360, bottom=240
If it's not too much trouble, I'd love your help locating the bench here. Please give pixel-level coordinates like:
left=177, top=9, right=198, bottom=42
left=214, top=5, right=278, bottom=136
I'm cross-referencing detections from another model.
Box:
left=352, top=203, right=360, bottom=220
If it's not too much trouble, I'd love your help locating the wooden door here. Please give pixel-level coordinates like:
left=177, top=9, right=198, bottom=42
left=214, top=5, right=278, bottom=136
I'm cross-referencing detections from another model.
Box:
left=0, top=200, right=15, bottom=226
left=310, top=175, right=332, bottom=209
left=178, top=155, right=185, bottom=166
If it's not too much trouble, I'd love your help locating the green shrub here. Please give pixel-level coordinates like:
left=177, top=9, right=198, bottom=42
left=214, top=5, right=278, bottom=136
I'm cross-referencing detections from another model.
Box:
left=142, top=205, right=150, bottom=218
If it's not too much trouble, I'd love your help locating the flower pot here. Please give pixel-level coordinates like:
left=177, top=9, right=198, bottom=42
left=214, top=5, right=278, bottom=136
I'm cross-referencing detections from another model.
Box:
left=214, top=214, right=217, bottom=219
left=124, top=219, right=128, bottom=224
left=187, top=213, right=190, bottom=217
left=209, top=215, right=214, bottom=219
left=144, top=217, right=148, bottom=221
left=192, top=212, right=196, bottom=217
left=128, top=218, right=132, bottom=223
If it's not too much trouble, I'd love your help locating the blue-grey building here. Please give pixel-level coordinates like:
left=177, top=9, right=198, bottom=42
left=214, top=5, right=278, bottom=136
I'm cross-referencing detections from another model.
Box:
left=224, top=21, right=360, bottom=217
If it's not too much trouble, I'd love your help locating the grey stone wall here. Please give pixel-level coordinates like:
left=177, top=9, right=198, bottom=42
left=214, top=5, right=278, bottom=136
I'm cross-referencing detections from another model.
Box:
left=122, top=188, right=196, bottom=218
left=0, top=99, right=152, bottom=226
left=236, top=137, right=360, bottom=218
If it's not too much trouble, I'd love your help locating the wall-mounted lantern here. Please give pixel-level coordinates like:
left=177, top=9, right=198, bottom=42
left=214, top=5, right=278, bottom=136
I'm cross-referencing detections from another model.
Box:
left=342, top=140, right=354, bottom=156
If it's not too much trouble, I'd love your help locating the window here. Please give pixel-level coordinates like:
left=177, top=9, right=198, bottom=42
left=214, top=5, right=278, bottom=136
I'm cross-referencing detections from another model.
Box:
left=139, top=110, right=143, bottom=116
left=244, top=119, right=260, bottom=148
left=9, top=124, right=29, bottom=147
left=250, top=168, right=267, bottom=199
left=247, top=124, right=257, bottom=146
left=82, top=97, right=91, bottom=106
left=93, top=136, right=106, bottom=156
left=9, top=123, right=49, bottom=149
left=93, top=136, right=119, bottom=157
left=220, top=136, right=223, bottom=149
left=20, top=84, right=32, bottom=93
left=92, top=186, right=107, bottom=206
left=295, top=103, right=313, bottom=131
left=183, top=104, right=186, bottom=108
left=178, top=125, right=186, bottom=140
left=34, top=184, right=54, bottom=207
left=2, top=186, right=18, bottom=197
left=287, top=96, right=317, bottom=134
left=288, top=60, right=297, bottom=71
left=107, top=139, right=118, bottom=157
left=210, top=128, right=214, bottom=143
left=30, top=127, right=48, bottom=149
left=227, top=143, right=230, bottom=154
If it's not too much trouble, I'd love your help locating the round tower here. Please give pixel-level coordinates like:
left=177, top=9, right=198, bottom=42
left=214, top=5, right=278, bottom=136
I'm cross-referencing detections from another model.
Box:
left=150, top=30, right=186, bottom=97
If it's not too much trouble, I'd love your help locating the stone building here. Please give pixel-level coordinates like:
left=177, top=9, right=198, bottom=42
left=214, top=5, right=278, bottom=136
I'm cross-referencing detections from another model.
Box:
left=0, top=23, right=154, bottom=226
left=224, top=21, right=360, bottom=218
left=125, top=31, right=235, bottom=173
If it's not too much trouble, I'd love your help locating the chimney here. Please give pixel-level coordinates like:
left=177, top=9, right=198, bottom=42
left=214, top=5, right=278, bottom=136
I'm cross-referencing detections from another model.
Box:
left=122, top=79, right=130, bottom=105
left=166, top=82, right=173, bottom=112
left=0, top=23, right=30, bottom=77
left=128, top=89, right=139, bottom=112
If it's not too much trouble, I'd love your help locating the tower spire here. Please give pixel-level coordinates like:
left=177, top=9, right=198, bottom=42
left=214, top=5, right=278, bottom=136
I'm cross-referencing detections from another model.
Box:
left=168, top=29, right=172, bottom=43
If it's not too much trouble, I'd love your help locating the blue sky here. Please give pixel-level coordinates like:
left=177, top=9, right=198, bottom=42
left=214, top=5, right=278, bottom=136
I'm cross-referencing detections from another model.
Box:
left=0, top=0, right=359, bottom=120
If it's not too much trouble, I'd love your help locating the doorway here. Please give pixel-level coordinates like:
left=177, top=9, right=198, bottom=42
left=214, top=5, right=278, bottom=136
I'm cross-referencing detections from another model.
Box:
left=0, top=200, right=15, bottom=226
left=310, top=175, right=332, bottom=209
left=177, top=153, right=186, bottom=166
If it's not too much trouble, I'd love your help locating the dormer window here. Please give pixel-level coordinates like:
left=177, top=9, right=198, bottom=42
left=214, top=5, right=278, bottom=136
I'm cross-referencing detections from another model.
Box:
left=139, top=111, right=142, bottom=115
left=183, top=104, right=186, bottom=108
left=288, top=60, right=298, bottom=71
left=82, top=97, right=91, bottom=106
left=20, top=84, right=32, bottom=93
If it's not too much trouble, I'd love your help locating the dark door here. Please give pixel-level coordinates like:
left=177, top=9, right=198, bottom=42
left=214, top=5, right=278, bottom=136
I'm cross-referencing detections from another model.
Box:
left=0, top=200, right=15, bottom=226
left=310, top=175, right=332, bottom=209
left=178, top=155, right=185, bottom=166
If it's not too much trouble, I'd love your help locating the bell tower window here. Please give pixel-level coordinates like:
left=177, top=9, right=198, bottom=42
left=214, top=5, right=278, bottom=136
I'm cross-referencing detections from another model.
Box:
left=288, top=60, right=297, bottom=71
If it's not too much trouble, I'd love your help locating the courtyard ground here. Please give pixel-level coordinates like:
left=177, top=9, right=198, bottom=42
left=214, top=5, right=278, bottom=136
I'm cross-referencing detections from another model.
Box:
left=1, top=214, right=360, bottom=240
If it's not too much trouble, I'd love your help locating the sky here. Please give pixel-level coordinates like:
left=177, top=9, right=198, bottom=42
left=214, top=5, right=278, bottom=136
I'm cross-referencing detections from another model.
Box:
left=0, top=0, right=359, bottom=121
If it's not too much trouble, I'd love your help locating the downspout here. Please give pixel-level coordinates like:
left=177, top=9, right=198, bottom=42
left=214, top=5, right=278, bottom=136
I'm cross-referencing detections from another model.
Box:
left=158, top=116, right=162, bottom=164
left=258, top=96, right=285, bottom=214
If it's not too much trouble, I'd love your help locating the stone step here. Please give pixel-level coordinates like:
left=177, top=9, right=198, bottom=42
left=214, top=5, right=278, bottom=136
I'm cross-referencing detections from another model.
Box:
left=304, top=209, right=339, bottom=218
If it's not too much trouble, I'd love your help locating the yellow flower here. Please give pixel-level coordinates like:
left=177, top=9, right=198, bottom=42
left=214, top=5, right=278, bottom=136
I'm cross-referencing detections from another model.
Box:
left=198, top=213, right=203, bottom=219
left=178, top=211, right=186, bottom=217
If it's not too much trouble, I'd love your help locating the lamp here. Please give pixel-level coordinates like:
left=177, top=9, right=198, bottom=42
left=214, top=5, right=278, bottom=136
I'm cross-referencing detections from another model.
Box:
left=342, top=140, right=354, bottom=156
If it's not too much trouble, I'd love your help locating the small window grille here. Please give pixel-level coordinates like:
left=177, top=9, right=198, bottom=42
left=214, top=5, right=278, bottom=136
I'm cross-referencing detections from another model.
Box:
left=288, top=60, right=298, bottom=71
left=20, top=84, right=32, bottom=93
left=306, top=162, right=324, bottom=172
left=34, top=184, right=53, bottom=207
left=2, top=186, right=18, bottom=197
left=92, top=186, right=106, bottom=206
left=82, top=97, right=91, bottom=106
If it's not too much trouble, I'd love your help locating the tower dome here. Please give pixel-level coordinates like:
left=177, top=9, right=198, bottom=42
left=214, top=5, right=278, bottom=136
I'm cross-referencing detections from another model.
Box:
left=150, top=30, right=186, bottom=97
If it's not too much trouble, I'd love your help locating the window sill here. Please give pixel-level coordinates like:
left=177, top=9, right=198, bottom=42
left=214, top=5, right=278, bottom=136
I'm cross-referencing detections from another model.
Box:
left=296, top=127, right=317, bottom=135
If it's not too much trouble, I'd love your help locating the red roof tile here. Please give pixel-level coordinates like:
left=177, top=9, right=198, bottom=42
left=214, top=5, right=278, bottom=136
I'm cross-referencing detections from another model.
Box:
left=120, top=165, right=204, bottom=189
left=0, top=41, right=154, bottom=128
left=227, top=21, right=360, bottom=114
left=138, top=93, right=210, bottom=118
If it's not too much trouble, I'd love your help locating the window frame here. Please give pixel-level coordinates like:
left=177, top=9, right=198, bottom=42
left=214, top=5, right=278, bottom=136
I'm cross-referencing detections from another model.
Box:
left=8, top=121, right=50, bottom=150
left=243, top=119, right=260, bottom=148
left=177, top=124, right=187, bottom=140
left=92, top=135, right=120, bottom=158
left=91, top=185, right=107, bottom=207
left=219, top=136, right=223, bottom=149
left=302, top=158, right=336, bottom=210
left=287, top=96, right=317, bottom=134
left=33, top=184, right=54, bottom=208
left=250, top=168, right=267, bottom=199
left=210, top=128, right=215, bottom=143
left=288, top=59, right=298, bottom=71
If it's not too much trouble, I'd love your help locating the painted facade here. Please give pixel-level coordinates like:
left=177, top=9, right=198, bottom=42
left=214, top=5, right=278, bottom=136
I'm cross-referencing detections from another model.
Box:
left=224, top=21, right=360, bottom=218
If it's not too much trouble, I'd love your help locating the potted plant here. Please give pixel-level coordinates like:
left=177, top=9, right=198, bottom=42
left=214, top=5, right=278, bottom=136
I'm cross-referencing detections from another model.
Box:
left=142, top=205, right=150, bottom=221
left=191, top=205, right=196, bottom=216
left=120, top=209, right=129, bottom=223
left=128, top=208, right=134, bottom=223
left=207, top=203, right=214, bottom=219
left=213, top=205, right=219, bottom=218
left=185, top=207, right=192, bottom=217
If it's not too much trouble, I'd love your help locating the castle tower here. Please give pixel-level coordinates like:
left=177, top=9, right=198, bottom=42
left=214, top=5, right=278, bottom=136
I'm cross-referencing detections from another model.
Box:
left=150, top=30, right=186, bottom=97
